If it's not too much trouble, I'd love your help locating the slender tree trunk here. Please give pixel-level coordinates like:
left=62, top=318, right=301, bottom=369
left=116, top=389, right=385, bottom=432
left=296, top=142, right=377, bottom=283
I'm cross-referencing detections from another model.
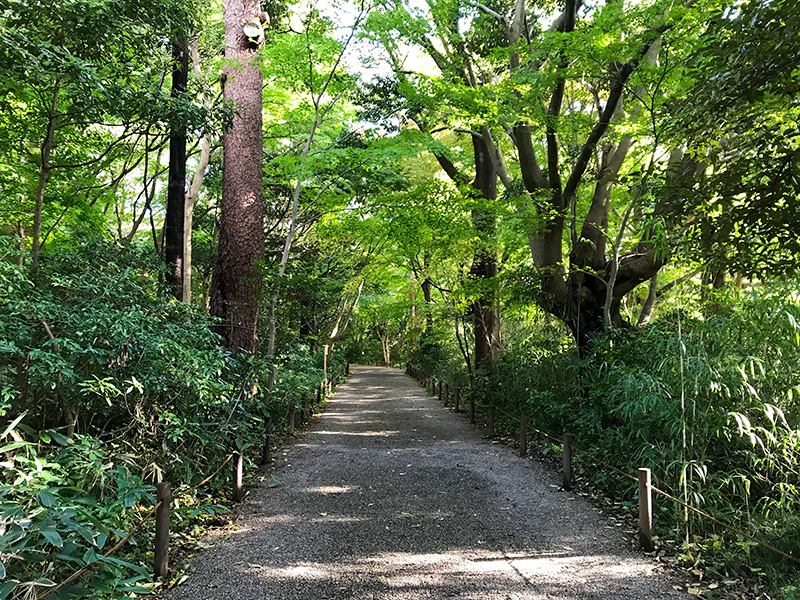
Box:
left=165, top=37, right=189, bottom=300
left=183, top=37, right=214, bottom=304
left=328, top=280, right=364, bottom=348
left=382, top=335, right=391, bottom=366
left=31, top=82, right=60, bottom=272
left=421, top=275, right=434, bottom=332
left=211, top=0, right=265, bottom=352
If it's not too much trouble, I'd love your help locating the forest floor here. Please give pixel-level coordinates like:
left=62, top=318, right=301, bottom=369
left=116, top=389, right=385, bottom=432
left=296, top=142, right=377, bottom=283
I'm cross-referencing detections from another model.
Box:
left=161, top=365, right=688, bottom=599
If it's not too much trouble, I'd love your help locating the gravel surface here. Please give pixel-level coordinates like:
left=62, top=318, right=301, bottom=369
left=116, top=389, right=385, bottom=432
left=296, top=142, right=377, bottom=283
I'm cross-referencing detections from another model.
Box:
left=163, top=365, right=687, bottom=599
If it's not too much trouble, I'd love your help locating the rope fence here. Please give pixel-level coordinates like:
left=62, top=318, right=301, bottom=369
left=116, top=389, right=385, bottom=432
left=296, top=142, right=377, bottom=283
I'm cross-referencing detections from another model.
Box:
left=411, top=367, right=800, bottom=567
left=33, top=366, right=350, bottom=599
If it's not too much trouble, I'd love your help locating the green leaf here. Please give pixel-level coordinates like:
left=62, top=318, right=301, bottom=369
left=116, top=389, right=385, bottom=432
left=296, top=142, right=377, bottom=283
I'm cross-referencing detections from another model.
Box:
left=39, top=489, right=55, bottom=509
left=95, top=532, right=107, bottom=550
left=0, top=582, right=16, bottom=600
left=82, top=547, right=98, bottom=565
left=0, top=412, right=26, bottom=439
left=46, top=429, right=71, bottom=446
left=0, top=560, right=5, bottom=579
left=41, top=528, right=63, bottom=548
left=99, top=555, right=149, bottom=576
left=0, top=441, right=30, bottom=453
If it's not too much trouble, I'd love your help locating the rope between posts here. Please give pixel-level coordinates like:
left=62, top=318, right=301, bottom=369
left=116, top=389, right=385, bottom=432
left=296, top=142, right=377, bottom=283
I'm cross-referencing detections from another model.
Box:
left=444, top=384, right=800, bottom=566
left=33, top=451, right=236, bottom=600
left=496, top=406, right=565, bottom=446
left=181, top=453, right=234, bottom=497
left=647, top=482, right=800, bottom=566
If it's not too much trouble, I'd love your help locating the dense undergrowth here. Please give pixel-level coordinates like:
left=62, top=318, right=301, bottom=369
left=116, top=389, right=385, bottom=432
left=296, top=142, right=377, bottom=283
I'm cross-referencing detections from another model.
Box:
left=0, top=240, right=346, bottom=599
left=407, top=283, right=800, bottom=596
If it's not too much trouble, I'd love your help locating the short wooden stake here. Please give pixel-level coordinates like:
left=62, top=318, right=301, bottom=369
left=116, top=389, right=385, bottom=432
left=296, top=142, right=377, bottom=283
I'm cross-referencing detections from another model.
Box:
left=154, top=482, right=171, bottom=579
left=437, top=381, right=443, bottom=402
left=562, top=433, right=573, bottom=491
left=454, top=388, right=460, bottom=412
left=519, top=415, right=528, bottom=457
left=288, top=403, right=296, bottom=434
left=260, top=418, right=272, bottom=467
left=638, top=467, right=654, bottom=551
left=444, top=384, right=450, bottom=406
left=469, top=394, right=476, bottom=424
left=316, top=385, right=321, bottom=407
left=233, top=452, right=244, bottom=502
left=346, top=363, right=350, bottom=375
left=488, top=404, right=496, bottom=437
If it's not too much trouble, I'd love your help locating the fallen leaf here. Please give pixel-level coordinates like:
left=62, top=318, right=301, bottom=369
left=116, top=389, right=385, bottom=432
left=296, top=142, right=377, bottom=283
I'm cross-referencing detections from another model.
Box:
left=687, top=588, right=702, bottom=596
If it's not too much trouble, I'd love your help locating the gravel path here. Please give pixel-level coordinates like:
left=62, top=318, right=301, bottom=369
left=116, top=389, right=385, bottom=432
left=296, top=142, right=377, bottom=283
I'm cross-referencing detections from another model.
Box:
left=163, top=365, right=687, bottom=599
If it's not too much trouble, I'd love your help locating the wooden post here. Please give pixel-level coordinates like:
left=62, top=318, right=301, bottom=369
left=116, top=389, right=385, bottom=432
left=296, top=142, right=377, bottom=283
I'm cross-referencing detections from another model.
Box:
left=454, top=388, right=460, bottom=412
left=469, top=394, right=476, bottom=424
left=562, top=433, right=573, bottom=491
left=316, top=385, right=321, bottom=407
left=323, top=344, right=329, bottom=392
left=233, top=452, right=244, bottom=502
left=444, top=384, right=450, bottom=406
left=519, top=415, right=528, bottom=457
left=288, top=404, right=296, bottom=434
left=638, top=467, right=654, bottom=551
left=260, top=418, right=272, bottom=467
left=488, top=404, right=496, bottom=437
left=346, top=362, right=350, bottom=375
left=437, top=381, right=442, bottom=402
left=154, top=482, right=171, bottom=578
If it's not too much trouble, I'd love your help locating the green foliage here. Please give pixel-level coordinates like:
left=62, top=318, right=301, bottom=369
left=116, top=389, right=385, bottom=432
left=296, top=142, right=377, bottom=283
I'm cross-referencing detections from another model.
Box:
left=0, top=421, right=155, bottom=599
left=0, top=239, right=343, bottom=597
left=479, top=281, right=800, bottom=587
left=665, top=0, right=800, bottom=277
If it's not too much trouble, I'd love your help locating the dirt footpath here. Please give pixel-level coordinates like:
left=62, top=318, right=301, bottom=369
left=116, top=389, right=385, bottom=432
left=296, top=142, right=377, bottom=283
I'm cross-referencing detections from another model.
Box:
left=163, top=365, right=687, bottom=600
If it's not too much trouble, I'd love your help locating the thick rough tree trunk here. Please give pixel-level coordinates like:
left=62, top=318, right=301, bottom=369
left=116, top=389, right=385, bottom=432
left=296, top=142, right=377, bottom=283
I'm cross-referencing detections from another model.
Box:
left=165, top=37, right=189, bottom=300
left=211, top=0, right=265, bottom=352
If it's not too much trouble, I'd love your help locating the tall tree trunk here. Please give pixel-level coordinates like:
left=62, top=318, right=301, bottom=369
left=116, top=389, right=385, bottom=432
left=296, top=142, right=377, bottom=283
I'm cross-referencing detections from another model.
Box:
left=211, top=0, right=265, bottom=352
left=470, top=134, right=500, bottom=371
left=31, top=82, right=60, bottom=272
left=165, top=37, right=189, bottom=300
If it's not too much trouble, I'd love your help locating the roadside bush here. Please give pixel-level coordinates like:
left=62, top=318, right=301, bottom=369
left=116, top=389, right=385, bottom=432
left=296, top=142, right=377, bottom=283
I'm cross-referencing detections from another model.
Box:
left=0, top=240, right=344, bottom=599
